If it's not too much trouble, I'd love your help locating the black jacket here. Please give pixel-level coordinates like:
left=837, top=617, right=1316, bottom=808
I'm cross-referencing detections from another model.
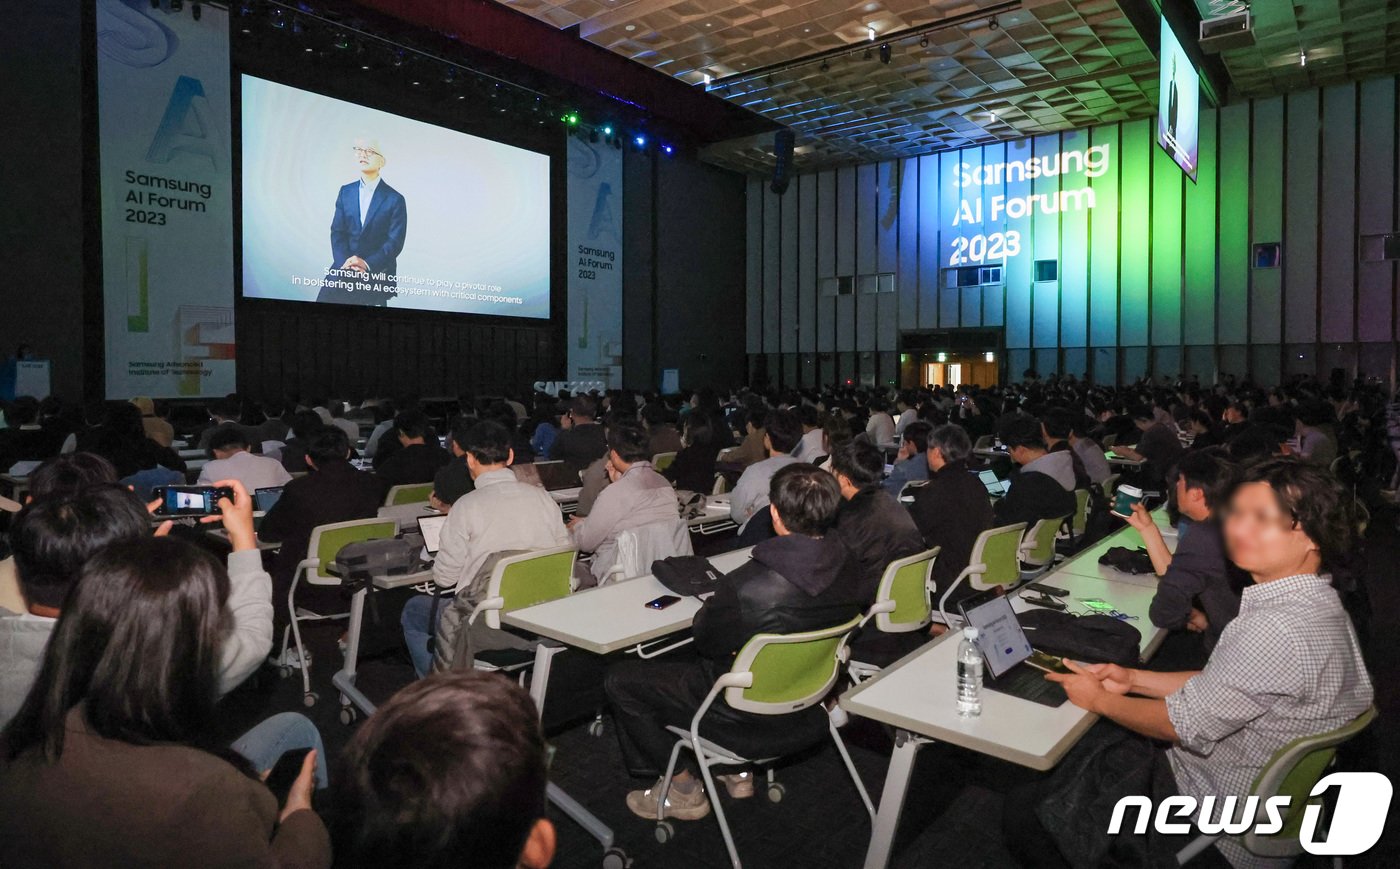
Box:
left=693, top=534, right=864, bottom=661
left=908, top=460, right=995, bottom=595
left=375, top=442, right=450, bottom=488
left=259, top=461, right=389, bottom=587
left=994, top=467, right=1077, bottom=531
left=828, top=487, right=926, bottom=606
left=663, top=443, right=718, bottom=494
left=549, top=423, right=608, bottom=475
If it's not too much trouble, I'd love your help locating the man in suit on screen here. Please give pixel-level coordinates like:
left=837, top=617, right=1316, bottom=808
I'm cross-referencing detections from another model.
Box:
left=317, top=135, right=408, bottom=307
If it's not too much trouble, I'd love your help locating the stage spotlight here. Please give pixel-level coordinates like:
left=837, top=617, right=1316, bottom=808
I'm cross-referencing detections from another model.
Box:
left=820, top=59, right=830, bottom=73
left=988, top=15, right=999, bottom=30
left=332, top=31, right=352, bottom=50
left=602, top=125, right=613, bottom=136
left=561, top=111, right=580, bottom=126
left=661, top=144, right=674, bottom=155
left=633, top=134, right=647, bottom=148
left=878, top=43, right=891, bottom=64
left=391, top=50, right=406, bottom=68
left=270, top=8, right=285, bottom=28
left=919, top=35, right=928, bottom=48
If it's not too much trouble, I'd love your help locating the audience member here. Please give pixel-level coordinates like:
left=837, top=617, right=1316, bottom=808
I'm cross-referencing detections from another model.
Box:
left=375, top=410, right=451, bottom=488
left=1068, top=418, right=1112, bottom=486
left=864, top=398, right=895, bottom=445
left=0, top=535, right=329, bottom=868
left=118, top=437, right=185, bottom=502
left=881, top=420, right=931, bottom=497
left=791, top=404, right=825, bottom=462
left=1113, top=404, right=1185, bottom=483
left=605, top=465, right=863, bottom=819
left=549, top=397, right=608, bottom=475
left=728, top=408, right=802, bottom=531
left=401, top=421, right=570, bottom=678
left=725, top=402, right=770, bottom=468
left=569, top=421, right=680, bottom=585
left=129, top=397, right=174, bottom=448
left=994, top=417, right=1077, bottom=529
left=430, top=418, right=477, bottom=511
left=277, top=410, right=326, bottom=473
left=827, top=440, right=924, bottom=605
left=331, top=672, right=554, bottom=869
left=199, top=424, right=293, bottom=492
left=642, top=403, right=683, bottom=457
left=908, top=425, right=995, bottom=616
left=663, top=412, right=719, bottom=494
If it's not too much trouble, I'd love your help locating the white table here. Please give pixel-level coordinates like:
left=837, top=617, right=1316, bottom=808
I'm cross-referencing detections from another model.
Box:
left=688, top=497, right=738, bottom=535
left=841, top=544, right=1165, bottom=868
left=549, top=486, right=582, bottom=514
left=496, top=546, right=754, bottom=863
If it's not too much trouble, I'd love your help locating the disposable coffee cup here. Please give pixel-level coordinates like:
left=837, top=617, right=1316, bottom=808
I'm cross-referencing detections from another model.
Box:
left=1112, top=484, right=1144, bottom=518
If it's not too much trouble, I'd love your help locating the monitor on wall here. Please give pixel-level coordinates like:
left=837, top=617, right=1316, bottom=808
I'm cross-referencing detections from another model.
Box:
left=1156, top=16, right=1200, bottom=182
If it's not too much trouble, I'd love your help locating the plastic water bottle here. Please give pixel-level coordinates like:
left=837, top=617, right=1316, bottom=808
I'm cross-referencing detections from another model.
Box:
left=957, top=628, right=983, bottom=718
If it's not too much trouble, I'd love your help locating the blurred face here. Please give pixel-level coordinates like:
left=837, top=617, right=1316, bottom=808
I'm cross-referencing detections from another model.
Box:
left=1222, top=482, right=1321, bottom=581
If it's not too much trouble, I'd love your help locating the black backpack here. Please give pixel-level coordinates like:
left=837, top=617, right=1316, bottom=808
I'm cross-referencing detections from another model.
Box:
left=1017, top=609, right=1142, bottom=666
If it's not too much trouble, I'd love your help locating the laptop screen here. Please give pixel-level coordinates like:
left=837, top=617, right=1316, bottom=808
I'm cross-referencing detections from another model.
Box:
left=976, top=469, right=1009, bottom=497
left=417, top=514, right=449, bottom=555
left=959, top=591, right=1033, bottom=678
left=253, top=486, right=285, bottom=513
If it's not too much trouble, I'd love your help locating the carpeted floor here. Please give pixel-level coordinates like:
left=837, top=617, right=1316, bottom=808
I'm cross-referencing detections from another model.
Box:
left=210, top=511, right=1400, bottom=868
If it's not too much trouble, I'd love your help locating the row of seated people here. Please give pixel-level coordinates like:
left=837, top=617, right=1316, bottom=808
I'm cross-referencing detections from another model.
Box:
left=0, top=378, right=1378, bottom=866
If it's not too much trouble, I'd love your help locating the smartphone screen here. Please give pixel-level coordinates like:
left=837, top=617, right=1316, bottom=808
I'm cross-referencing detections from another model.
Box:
left=1025, top=650, right=1072, bottom=675
left=645, top=595, right=681, bottom=610
left=154, top=486, right=233, bottom=517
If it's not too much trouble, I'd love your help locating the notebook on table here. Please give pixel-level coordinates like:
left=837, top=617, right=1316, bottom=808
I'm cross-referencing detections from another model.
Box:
left=957, top=589, right=1068, bottom=708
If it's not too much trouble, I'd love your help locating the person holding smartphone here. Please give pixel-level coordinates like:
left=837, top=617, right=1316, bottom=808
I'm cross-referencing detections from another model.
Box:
left=0, top=531, right=329, bottom=866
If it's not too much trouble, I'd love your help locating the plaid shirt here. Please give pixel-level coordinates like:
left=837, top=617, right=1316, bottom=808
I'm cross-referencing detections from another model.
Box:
left=1165, top=573, right=1373, bottom=868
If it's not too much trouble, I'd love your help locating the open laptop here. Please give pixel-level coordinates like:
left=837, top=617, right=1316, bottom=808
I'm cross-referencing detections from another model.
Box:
left=958, top=589, right=1068, bottom=708
left=975, top=468, right=1010, bottom=499
left=514, top=460, right=581, bottom=491
left=253, top=486, right=285, bottom=514
left=417, top=514, right=449, bottom=561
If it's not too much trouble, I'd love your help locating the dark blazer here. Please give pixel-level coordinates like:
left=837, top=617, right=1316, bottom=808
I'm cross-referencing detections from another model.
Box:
left=374, top=442, right=451, bottom=489
left=318, top=179, right=407, bottom=307
left=663, top=442, right=718, bottom=494
left=549, top=423, right=608, bottom=475
left=828, top=487, right=926, bottom=606
left=908, top=460, right=995, bottom=596
left=0, top=710, right=330, bottom=868
left=258, top=461, right=388, bottom=588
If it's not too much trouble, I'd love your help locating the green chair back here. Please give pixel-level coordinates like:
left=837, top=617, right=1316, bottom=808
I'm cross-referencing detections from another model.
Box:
left=496, top=547, right=577, bottom=614
left=313, top=519, right=397, bottom=581
left=386, top=483, right=434, bottom=506
left=1072, top=489, right=1091, bottom=536
left=972, top=524, right=1026, bottom=590
left=727, top=616, right=861, bottom=714
left=1021, top=515, right=1068, bottom=567
left=1244, top=706, right=1378, bottom=856
left=877, top=548, right=940, bottom=632
left=1102, top=473, right=1121, bottom=500
left=652, top=451, right=677, bottom=473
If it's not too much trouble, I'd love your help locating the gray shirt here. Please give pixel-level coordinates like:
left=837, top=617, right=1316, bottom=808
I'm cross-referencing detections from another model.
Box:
left=1165, top=573, right=1372, bottom=868
left=570, top=462, right=678, bottom=582
left=730, top=454, right=800, bottom=528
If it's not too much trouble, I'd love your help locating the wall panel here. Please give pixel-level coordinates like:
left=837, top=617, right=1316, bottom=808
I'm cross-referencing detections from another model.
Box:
left=1283, top=89, right=1319, bottom=343
left=1249, top=96, right=1284, bottom=345
left=1319, top=83, right=1357, bottom=342
left=1357, top=77, right=1395, bottom=342
left=797, top=173, right=818, bottom=353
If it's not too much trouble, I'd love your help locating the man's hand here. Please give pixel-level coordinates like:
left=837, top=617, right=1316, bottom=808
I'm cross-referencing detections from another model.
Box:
left=278, top=749, right=318, bottom=824
left=1078, top=661, right=1135, bottom=695
left=566, top=515, right=582, bottom=531
left=340, top=256, right=370, bottom=274
left=199, top=479, right=255, bottom=552
left=1044, top=661, right=1111, bottom=713
left=1186, top=607, right=1209, bottom=633
left=145, top=496, right=174, bottom=538
left=1124, top=501, right=1155, bottom=533
left=429, top=493, right=450, bottom=513
left=1113, top=445, right=1143, bottom=461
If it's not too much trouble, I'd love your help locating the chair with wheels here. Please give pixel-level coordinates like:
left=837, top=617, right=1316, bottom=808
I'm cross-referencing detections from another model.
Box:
left=652, top=451, right=678, bottom=473
left=384, top=482, right=435, bottom=506
left=712, top=473, right=730, bottom=495
left=1102, top=434, right=1118, bottom=448
left=973, top=434, right=994, bottom=451
left=279, top=517, right=398, bottom=706
left=1018, top=514, right=1071, bottom=580
left=848, top=547, right=940, bottom=683
left=652, top=615, right=873, bottom=867
left=461, top=545, right=578, bottom=717
left=935, top=523, right=1026, bottom=627
left=1176, top=706, right=1378, bottom=866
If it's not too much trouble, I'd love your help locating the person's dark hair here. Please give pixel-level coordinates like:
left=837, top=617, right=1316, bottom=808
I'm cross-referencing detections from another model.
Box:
left=7, top=396, right=40, bottom=426
left=901, top=420, right=932, bottom=454
left=821, top=412, right=853, bottom=455
left=450, top=417, right=481, bottom=454
left=640, top=403, right=668, bottom=428
left=569, top=396, right=597, bottom=422
left=331, top=672, right=547, bottom=869
left=395, top=410, right=431, bottom=441
left=998, top=416, right=1045, bottom=451
left=764, top=408, right=803, bottom=455
left=682, top=412, right=714, bottom=448
left=1040, top=407, right=1075, bottom=440
left=206, top=423, right=249, bottom=453
left=768, top=464, right=842, bottom=536
left=606, top=420, right=651, bottom=464
left=796, top=404, right=820, bottom=428
left=463, top=421, right=513, bottom=466
left=307, top=426, right=352, bottom=466
left=1231, top=456, right=1352, bottom=571
left=261, top=397, right=286, bottom=419
left=1175, top=447, right=1238, bottom=511
left=3, top=537, right=229, bottom=760
left=26, top=453, right=119, bottom=503
left=830, top=440, right=886, bottom=489
left=1129, top=403, right=1156, bottom=422
left=927, top=423, right=971, bottom=464
left=290, top=409, right=324, bottom=441
left=10, top=486, right=151, bottom=610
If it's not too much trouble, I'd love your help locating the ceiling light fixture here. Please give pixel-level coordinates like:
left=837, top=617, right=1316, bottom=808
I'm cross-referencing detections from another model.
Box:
left=988, top=15, right=999, bottom=30
left=867, top=25, right=876, bottom=41
left=919, top=35, right=929, bottom=48
left=878, top=43, right=891, bottom=64
left=1299, top=50, right=1307, bottom=66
